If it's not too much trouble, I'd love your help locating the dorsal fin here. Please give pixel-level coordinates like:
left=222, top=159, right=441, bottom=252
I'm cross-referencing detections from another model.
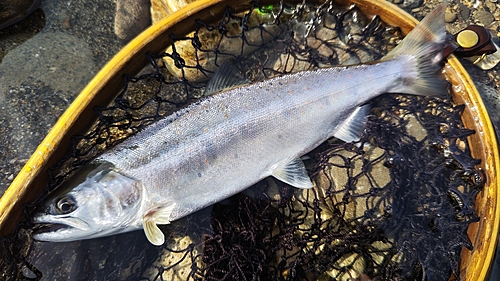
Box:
left=203, top=60, right=250, bottom=96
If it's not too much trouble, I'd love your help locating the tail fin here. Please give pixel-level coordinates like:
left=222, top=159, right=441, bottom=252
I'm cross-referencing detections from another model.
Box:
left=383, top=3, right=448, bottom=96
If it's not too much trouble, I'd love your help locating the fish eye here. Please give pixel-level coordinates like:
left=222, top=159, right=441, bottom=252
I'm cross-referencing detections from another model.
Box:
left=55, top=196, right=77, bottom=214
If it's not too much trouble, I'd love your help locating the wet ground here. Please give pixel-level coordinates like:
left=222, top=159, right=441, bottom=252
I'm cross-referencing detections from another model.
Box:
left=0, top=0, right=499, bottom=279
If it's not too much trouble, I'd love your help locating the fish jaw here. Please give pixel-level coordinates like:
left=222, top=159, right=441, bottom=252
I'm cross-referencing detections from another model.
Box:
left=32, top=214, right=91, bottom=242
left=32, top=212, right=142, bottom=242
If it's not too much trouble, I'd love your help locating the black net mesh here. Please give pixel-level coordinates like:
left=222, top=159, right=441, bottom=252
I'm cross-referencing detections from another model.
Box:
left=0, top=1, right=485, bottom=281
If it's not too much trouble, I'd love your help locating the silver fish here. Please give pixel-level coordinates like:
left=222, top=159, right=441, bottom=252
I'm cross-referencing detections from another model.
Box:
left=33, top=4, right=447, bottom=246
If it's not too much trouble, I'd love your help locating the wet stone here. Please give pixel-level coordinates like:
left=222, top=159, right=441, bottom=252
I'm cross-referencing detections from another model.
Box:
left=485, top=1, right=497, bottom=14
left=458, top=2, right=471, bottom=20
left=27, top=231, right=158, bottom=280
left=0, top=8, right=45, bottom=62
left=0, top=32, right=97, bottom=94
left=114, top=0, right=151, bottom=43
left=473, top=10, right=496, bottom=26
left=400, top=0, right=424, bottom=9
left=476, top=82, right=500, bottom=131
left=0, top=82, right=72, bottom=194
left=41, top=0, right=121, bottom=66
left=445, top=10, right=458, bottom=23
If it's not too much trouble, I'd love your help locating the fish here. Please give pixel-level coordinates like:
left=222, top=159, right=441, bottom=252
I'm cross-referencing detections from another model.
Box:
left=32, top=4, right=448, bottom=246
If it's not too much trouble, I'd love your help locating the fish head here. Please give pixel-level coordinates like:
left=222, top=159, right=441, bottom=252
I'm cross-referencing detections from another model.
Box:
left=32, top=161, right=144, bottom=242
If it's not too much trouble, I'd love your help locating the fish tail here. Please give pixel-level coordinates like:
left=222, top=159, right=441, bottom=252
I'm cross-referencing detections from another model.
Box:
left=382, top=3, right=448, bottom=96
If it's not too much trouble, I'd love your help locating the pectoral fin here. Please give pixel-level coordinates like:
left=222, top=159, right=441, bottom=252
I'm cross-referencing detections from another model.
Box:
left=333, top=104, right=370, bottom=143
left=143, top=203, right=176, bottom=246
left=144, top=219, right=165, bottom=246
left=271, top=158, right=313, bottom=189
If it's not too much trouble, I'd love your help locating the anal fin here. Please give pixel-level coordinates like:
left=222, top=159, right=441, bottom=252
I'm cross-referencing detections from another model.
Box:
left=271, top=158, right=313, bottom=189
left=333, top=104, right=370, bottom=143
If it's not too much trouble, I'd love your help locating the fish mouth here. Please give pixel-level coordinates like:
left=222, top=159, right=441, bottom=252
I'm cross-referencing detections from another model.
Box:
left=31, top=214, right=92, bottom=242
left=31, top=221, right=82, bottom=242
left=32, top=222, right=72, bottom=235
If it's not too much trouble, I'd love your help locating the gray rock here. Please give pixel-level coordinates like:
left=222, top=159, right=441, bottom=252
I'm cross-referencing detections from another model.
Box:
left=40, top=0, right=121, bottom=67
left=476, top=82, right=500, bottom=134
left=445, top=11, right=457, bottom=23
left=401, top=0, right=424, bottom=10
left=114, top=0, right=151, bottom=44
left=458, top=2, right=470, bottom=20
left=0, top=31, right=97, bottom=195
left=0, top=32, right=97, bottom=94
left=485, top=1, right=497, bottom=13
left=473, top=10, right=496, bottom=26
left=0, top=82, right=72, bottom=194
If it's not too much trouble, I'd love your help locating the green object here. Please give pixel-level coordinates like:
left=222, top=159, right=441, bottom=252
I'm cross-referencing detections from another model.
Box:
left=257, top=5, right=274, bottom=14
